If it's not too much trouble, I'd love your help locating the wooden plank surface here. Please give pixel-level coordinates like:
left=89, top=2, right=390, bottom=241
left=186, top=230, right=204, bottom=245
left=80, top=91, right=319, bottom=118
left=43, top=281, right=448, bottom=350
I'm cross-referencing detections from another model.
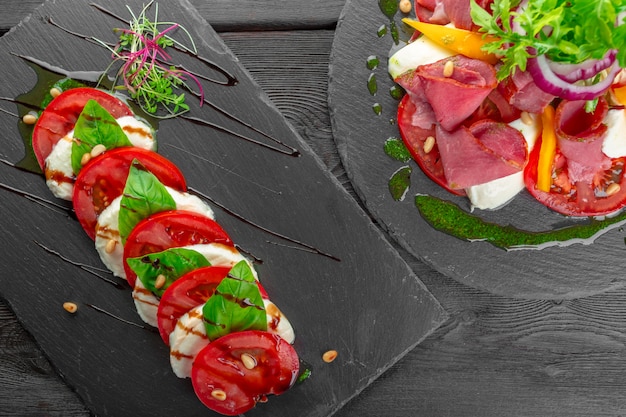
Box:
left=3, top=1, right=626, bottom=417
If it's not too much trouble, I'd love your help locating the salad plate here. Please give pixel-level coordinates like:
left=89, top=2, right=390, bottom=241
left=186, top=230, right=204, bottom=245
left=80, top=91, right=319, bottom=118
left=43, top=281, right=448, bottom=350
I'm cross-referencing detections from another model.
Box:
left=0, top=0, right=447, bottom=416
left=328, top=0, right=626, bottom=300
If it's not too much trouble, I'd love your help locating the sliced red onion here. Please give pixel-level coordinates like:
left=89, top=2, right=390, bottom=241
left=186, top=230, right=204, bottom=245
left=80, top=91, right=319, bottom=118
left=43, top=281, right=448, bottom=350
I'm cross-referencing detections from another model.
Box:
left=548, top=50, right=617, bottom=83
left=527, top=53, right=622, bottom=101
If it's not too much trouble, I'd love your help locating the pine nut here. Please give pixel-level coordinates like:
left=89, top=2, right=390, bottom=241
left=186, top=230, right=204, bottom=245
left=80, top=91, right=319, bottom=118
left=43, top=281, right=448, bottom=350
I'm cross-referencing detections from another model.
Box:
left=521, top=111, right=534, bottom=125
left=90, top=144, right=107, bottom=158
left=63, top=302, right=78, bottom=313
left=211, top=389, right=227, bottom=401
left=606, top=183, right=621, bottom=196
left=80, top=152, right=91, bottom=166
left=399, top=0, right=412, bottom=13
left=241, top=353, right=257, bottom=370
left=423, top=136, right=436, bottom=154
left=50, top=87, right=62, bottom=98
left=22, top=112, right=38, bottom=125
left=154, top=274, right=167, bottom=289
left=105, top=239, right=117, bottom=254
left=322, top=350, right=338, bottom=363
left=443, top=60, right=455, bottom=77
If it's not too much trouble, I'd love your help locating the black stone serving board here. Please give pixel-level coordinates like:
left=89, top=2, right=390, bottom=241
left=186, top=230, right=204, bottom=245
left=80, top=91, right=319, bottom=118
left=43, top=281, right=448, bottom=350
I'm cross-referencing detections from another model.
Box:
left=328, top=0, right=626, bottom=300
left=0, top=1, right=447, bottom=416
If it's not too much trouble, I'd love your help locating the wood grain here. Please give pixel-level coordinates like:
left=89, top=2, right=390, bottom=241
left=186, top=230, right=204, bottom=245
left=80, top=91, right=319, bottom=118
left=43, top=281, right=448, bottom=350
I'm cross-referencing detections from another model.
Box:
left=0, top=0, right=345, bottom=33
left=3, top=2, right=626, bottom=417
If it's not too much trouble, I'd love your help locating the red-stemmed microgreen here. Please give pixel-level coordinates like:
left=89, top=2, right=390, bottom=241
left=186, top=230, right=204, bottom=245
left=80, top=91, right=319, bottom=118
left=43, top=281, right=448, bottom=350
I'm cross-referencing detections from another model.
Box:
left=97, top=1, right=204, bottom=118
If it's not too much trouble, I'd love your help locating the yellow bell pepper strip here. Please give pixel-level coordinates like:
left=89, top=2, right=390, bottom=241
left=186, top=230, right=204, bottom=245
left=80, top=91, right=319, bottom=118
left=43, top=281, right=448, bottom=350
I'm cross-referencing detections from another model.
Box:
left=402, top=18, right=500, bottom=65
left=612, top=84, right=626, bottom=105
left=536, top=105, right=557, bottom=192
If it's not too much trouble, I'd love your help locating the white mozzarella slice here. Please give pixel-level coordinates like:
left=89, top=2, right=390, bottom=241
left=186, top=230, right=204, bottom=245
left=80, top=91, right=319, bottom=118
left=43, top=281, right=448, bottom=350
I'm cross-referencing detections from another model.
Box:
left=466, top=115, right=541, bottom=210
left=388, top=33, right=454, bottom=79
left=169, top=305, right=208, bottom=378
left=44, top=117, right=155, bottom=200
left=264, top=299, right=295, bottom=344
left=45, top=135, right=75, bottom=200
left=132, top=279, right=159, bottom=328
left=602, top=109, right=626, bottom=158
left=95, top=186, right=215, bottom=279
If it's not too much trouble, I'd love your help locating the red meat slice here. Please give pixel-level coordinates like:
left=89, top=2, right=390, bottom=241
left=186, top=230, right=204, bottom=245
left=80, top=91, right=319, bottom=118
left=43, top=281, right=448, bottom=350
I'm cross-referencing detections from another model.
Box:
left=555, top=98, right=611, bottom=183
left=498, top=69, right=555, bottom=114
left=415, top=56, right=497, bottom=131
left=436, top=120, right=528, bottom=189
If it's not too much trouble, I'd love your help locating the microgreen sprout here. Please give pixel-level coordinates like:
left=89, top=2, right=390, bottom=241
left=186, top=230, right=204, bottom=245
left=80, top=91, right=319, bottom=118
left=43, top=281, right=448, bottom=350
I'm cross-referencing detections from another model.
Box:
left=99, top=1, right=204, bottom=118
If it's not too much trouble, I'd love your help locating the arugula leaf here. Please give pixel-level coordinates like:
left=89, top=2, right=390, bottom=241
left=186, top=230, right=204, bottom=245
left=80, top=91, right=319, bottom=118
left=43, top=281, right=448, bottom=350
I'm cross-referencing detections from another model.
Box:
left=202, top=260, right=267, bottom=341
left=470, top=0, right=626, bottom=80
left=127, top=247, right=211, bottom=297
left=118, top=160, right=176, bottom=244
left=71, top=99, right=133, bottom=174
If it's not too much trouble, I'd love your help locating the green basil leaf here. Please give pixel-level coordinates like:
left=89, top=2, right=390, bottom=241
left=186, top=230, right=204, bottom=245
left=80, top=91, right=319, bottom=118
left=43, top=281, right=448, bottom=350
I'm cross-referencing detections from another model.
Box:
left=118, top=160, right=176, bottom=244
left=127, top=247, right=211, bottom=297
left=71, top=99, right=133, bottom=174
left=203, top=260, right=267, bottom=341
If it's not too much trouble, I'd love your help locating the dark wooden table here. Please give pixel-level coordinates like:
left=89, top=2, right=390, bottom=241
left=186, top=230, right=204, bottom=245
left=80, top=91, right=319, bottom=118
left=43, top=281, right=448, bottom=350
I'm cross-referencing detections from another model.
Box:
left=2, top=1, right=626, bottom=416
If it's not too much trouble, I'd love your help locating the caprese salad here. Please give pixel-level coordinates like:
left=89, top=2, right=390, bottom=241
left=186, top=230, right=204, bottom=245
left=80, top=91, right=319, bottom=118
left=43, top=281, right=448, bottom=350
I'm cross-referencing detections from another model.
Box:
left=28, top=85, right=300, bottom=416
left=389, top=0, right=626, bottom=217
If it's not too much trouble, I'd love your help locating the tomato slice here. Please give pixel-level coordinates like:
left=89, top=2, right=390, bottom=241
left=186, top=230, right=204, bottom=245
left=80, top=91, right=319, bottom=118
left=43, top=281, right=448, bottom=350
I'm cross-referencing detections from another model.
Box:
left=524, top=136, right=626, bottom=216
left=191, top=330, right=299, bottom=416
left=122, top=210, right=234, bottom=288
left=397, top=95, right=466, bottom=196
left=32, top=87, right=133, bottom=169
left=72, top=147, right=187, bottom=240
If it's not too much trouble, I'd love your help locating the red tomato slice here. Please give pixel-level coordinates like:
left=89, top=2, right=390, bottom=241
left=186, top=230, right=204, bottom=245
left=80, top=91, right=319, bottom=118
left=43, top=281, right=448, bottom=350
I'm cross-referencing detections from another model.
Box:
left=157, top=266, right=270, bottom=345
left=397, top=94, right=466, bottom=196
left=122, top=210, right=234, bottom=288
left=72, top=147, right=187, bottom=240
left=524, top=136, right=626, bottom=216
left=32, top=87, right=133, bottom=169
left=191, top=330, right=299, bottom=416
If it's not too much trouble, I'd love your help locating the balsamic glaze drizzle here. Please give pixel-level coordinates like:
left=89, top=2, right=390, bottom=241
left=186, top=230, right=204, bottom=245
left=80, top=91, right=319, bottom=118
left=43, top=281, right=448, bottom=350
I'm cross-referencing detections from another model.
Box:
left=34, top=241, right=127, bottom=289
left=44, top=15, right=300, bottom=156
left=85, top=303, right=157, bottom=331
left=188, top=186, right=341, bottom=262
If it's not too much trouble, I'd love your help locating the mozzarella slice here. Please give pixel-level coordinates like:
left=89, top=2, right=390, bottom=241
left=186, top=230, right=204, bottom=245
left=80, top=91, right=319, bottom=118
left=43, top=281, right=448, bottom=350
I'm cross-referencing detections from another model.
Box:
left=602, top=109, right=626, bottom=158
left=44, top=116, right=155, bottom=200
left=169, top=305, right=209, bottom=378
left=388, top=32, right=454, bottom=79
left=466, top=115, right=541, bottom=210
left=95, top=187, right=215, bottom=279
left=264, top=299, right=295, bottom=344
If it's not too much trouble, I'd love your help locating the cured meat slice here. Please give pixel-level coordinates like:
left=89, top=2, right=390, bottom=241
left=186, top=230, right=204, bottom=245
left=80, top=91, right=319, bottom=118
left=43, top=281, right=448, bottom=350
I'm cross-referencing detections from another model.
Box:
left=555, top=98, right=611, bottom=183
left=416, top=0, right=449, bottom=25
left=498, top=69, right=555, bottom=113
left=436, top=120, right=528, bottom=189
left=415, top=56, right=497, bottom=131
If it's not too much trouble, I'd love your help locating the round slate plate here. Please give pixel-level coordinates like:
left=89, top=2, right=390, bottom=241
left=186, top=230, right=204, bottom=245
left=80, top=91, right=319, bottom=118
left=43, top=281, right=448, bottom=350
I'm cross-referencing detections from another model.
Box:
left=328, top=0, right=626, bottom=300
left=0, top=0, right=447, bottom=416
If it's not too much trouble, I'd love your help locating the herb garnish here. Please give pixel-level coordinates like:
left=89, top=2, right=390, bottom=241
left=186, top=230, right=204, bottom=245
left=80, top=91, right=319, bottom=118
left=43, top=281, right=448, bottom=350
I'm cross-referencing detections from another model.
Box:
left=99, top=1, right=204, bottom=117
left=470, top=0, right=626, bottom=80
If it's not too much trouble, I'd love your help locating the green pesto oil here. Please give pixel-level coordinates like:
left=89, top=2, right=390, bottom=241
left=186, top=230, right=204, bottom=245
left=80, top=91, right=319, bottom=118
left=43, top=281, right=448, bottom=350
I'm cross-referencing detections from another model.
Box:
left=367, top=73, right=378, bottom=96
left=415, top=194, right=626, bottom=250
left=366, top=55, right=380, bottom=70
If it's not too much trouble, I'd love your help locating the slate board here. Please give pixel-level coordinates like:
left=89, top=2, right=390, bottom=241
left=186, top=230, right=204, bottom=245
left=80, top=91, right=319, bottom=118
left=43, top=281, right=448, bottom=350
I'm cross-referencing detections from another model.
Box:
left=0, top=1, right=447, bottom=416
left=328, top=0, right=626, bottom=300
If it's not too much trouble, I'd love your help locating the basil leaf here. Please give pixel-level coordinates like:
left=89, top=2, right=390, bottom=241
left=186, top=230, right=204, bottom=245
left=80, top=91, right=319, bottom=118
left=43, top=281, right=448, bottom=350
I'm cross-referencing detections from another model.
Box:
left=127, top=247, right=211, bottom=297
left=203, top=260, right=267, bottom=341
left=118, top=161, right=176, bottom=244
left=71, top=99, right=133, bottom=174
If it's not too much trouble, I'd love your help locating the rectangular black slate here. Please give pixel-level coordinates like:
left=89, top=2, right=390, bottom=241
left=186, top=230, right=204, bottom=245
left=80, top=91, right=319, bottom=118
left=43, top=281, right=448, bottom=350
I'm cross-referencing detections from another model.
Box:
left=0, top=1, right=447, bottom=416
